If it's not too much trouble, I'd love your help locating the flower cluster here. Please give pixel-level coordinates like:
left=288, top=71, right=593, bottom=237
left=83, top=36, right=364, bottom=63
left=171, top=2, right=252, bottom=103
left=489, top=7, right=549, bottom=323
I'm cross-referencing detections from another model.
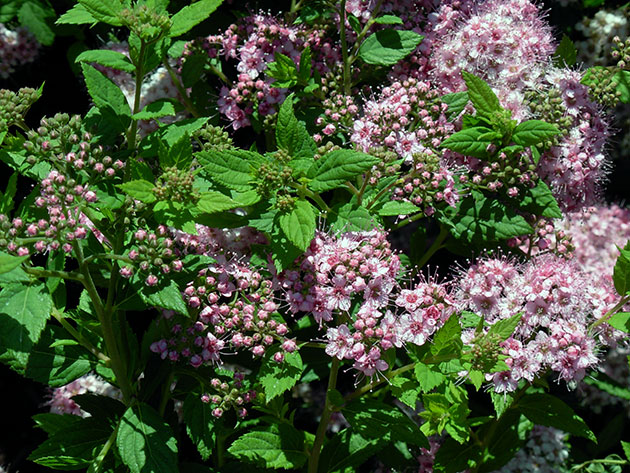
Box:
left=200, top=370, right=256, bottom=418
left=576, top=7, right=630, bottom=66
left=0, top=87, right=40, bottom=129
left=0, top=23, right=39, bottom=79
left=47, top=373, right=121, bottom=417
left=497, top=426, right=570, bottom=473
left=455, top=254, right=620, bottom=391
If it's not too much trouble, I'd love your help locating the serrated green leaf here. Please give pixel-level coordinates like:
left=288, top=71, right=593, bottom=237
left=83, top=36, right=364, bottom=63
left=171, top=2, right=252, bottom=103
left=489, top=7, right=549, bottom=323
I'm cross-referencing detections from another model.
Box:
left=308, top=150, right=379, bottom=192
left=33, top=413, right=80, bottom=435
left=621, top=441, right=630, bottom=462
left=358, top=29, right=423, bottom=66
left=139, top=279, right=188, bottom=315
left=78, top=0, right=123, bottom=26
left=374, top=14, right=403, bottom=24
left=433, top=438, right=482, bottom=473
left=197, top=149, right=256, bottom=192
left=517, top=393, right=596, bottom=442
left=607, top=312, right=630, bottom=332
left=118, top=180, right=156, bottom=204
left=414, top=362, right=446, bottom=392
left=18, top=2, right=54, bottom=46
left=442, top=91, right=469, bottom=119
left=56, top=3, right=96, bottom=25
left=76, top=49, right=134, bottom=73
left=197, top=191, right=240, bottom=214
left=278, top=200, right=316, bottom=251
left=158, top=131, right=192, bottom=170
left=329, top=202, right=375, bottom=232
left=613, top=242, right=630, bottom=296
left=487, top=313, right=522, bottom=341
left=440, top=127, right=494, bottom=158
left=615, top=70, right=630, bottom=103
left=170, top=0, right=223, bottom=37
left=553, top=34, right=577, bottom=67
left=259, top=349, right=304, bottom=401
left=377, top=200, right=421, bottom=217
left=29, top=417, right=111, bottom=469
left=0, top=251, right=28, bottom=275
left=512, top=120, right=560, bottom=147
left=117, top=403, right=179, bottom=473
left=0, top=172, right=17, bottom=215
left=132, top=99, right=177, bottom=120
left=183, top=393, right=215, bottom=461
left=430, top=316, right=462, bottom=357
left=318, top=429, right=384, bottom=473
left=515, top=180, right=562, bottom=218
left=390, top=374, right=421, bottom=408
left=228, top=425, right=307, bottom=469
left=343, top=399, right=429, bottom=448
left=462, top=71, right=501, bottom=120
left=276, top=95, right=316, bottom=160
left=81, top=64, right=131, bottom=132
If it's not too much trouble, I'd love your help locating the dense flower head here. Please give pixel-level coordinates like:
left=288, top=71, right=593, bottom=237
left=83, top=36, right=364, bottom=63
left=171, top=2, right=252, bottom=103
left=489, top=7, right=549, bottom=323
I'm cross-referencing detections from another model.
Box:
left=48, top=374, right=121, bottom=417
left=455, top=254, right=623, bottom=391
left=0, top=23, right=39, bottom=79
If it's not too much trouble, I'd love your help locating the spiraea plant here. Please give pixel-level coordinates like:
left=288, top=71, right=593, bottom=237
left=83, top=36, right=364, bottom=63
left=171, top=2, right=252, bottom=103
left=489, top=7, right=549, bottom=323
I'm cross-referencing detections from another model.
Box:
left=2, top=0, right=630, bottom=472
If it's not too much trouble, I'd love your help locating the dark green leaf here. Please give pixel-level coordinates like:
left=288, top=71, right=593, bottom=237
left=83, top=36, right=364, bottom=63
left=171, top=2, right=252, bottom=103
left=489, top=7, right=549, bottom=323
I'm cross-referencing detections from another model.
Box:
left=139, top=279, right=188, bottom=315
left=183, top=393, right=215, bottom=460
left=170, top=0, right=223, bottom=37
left=197, top=192, right=240, bottom=214
left=158, top=131, right=192, bottom=170
left=615, top=70, right=630, bottom=103
left=259, top=348, right=304, bottom=401
left=317, top=429, right=384, bottom=473
left=308, top=150, right=379, bottom=192
left=117, top=403, right=179, bottom=473
left=329, top=202, right=375, bottom=232
left=515, top=180, right=562, bottom=218
left=276, top=95, right=316, bottom=160
left=278, top=200, right=317, bottom=251
left=228, top=424, right=307, bottom=469
left=377, top=200, right=421, bottom=217
left=0, top=251, right=28, bottom=275
left=517, top=393, right=596, bottom=442
left=442, top=91, right=469, bottom=119
left=390, top=374, right=421, bottom=408
left=462, top=71, right=501, bottom=120
left=0, top=172, right=17, bottom=214
left=76, top=49, right=135, bottom=73
left=81, top=64, right=131, bottom=132
left=433, top=438, right=482, bottom=473
left=553, top=34, right=577, bottom=67
left=18, top=2, right=54, bottom=46
left=78, top=0, right=123, bottom=26
left=358, top=29, right=424, bottom=66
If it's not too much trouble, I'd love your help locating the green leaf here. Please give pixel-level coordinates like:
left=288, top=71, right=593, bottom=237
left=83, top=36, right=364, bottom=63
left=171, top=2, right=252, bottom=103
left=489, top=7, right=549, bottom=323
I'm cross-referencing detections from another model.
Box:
left=0, top=172, right=18, bottom=214
left=118, top=180, right=156, bottom=204
left=433, top=438, right=482, bottom=473
left=390, top=374, right=421, bottom=408
left=228, top=424, right=307, bottom=469
left=197, top=191, right=240, bottom=214
left=132, top=99, right=177, bottom=120
left=442, top=91, right=469, bottom=119
left=329, top=202, right=375, bottom=232
left=183, top=393, right=215, bottom=460
left=170, top=0, right=223, bottom=37
left=487, top=313, right=522, bottom=341
left=278, top=200, right=317, bottom=251
left=440, top=127, right=494, bottom=158
left=158, top=132, right=192, bottom=170
left=491, top=392, right=514, bottom=418
left=0, top=283, right=51, bottom=364
left=33, top=413, right=80, bottom=435
left=430, top=316, right=462, bottom=357
left=553, top=34, right=577, bottom=67
left=318, top=429, right=384, bottom=473
left=583, top=371, right=630, bottom=401
left=259, top=348, right=304, bottom=401
left=78, top=0, right=123, bottom=26
left=308, top=150, right=379, bottom=192
left=517, top=393, right=596, bottom=442
left=117, top=403, right=179, bottom=473
left=377, top=200, right=421, bottom=217
left=29, top=417, right=111, bottom=469
left=414, top=362, right=445, bottom=392
left=374, top=14, right=404, bottom=24
left=18, top=2, right=54, bottom=46
left=76, top=49, right=135, bottom=73
left=139, top=279, right=188, bottom=315
left=613, top=242, right=630, bottom=296
left=267, top=53, right=299, bottom=88
left=343, top=399, right=429, bottom=448
left=56, top=3, right=96, bottom=25
left=515, top=180, right=562, bottom=219
left=607, top=312, right=630, bottom=332
left=439, top=190, right=533, bottom=244
left=81, top=64, right=131, bottom=132
left=358, top=29, right=424, bottom=66
left=622, top=441, right=630, bottom=462
left=512, top=120, right=560, bottom=147
left=276, top=95, right=316, bottom=160
left=615, top=70, right=630, bottom=103
left=462, top=71, right=501, bottom=120
left=0, top=251, right=28, bottom=275
left=197, top=149, right=256, bottom=192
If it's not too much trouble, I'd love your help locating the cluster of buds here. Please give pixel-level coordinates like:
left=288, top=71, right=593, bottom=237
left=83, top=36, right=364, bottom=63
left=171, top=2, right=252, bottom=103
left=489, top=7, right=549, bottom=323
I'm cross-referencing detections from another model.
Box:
left=253, top=152, right=295, bottom=210
left=0, top=87, right=40, bottom=129
left=508, top=218, right=574, bottom=257
left=119, top=4, right=172, bottom=42
left=121, top=226, right=184, bottom=284
left=525, top=88, right=573, bottom=138
left=193, top=124, right=234, bottom=152
left=201, top=372, right=256, bottom=418
left=315, top=80, right=359, bottom=138
left=153, top=166, right=197, bottom=203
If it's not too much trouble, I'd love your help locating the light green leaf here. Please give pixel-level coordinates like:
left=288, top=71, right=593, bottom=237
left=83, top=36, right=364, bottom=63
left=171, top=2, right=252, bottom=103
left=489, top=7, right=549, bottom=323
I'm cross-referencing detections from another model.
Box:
left=197, top=191, right=240, bottom=214
left=442, top=91, right=469, bottom=119
left=430, top=316, right=462, bottom=357
left=81, top=64, right=131, bottom=132
left=169, top=0, right=223, bottom=37
left=614, top=70, right=630, bottom=103
left=139, top=279, right=188, bottom=315
left=132, top=99, right=177, bottom=120
left=613, top=242, right=630, bottom=296
left=440, top=127, right=494, bottom=158
left=0, top=251, right=29, bottom=275
left=0, top=172, right=17, bottom=215
left=358, top=29, right=424, bottom=66
left=607, top=312, right=630, bottom=332
left=78, top=0, right=123, bottom=26
left=308, top=150, right=379, bottom=192
left=118, top=180, right=156, bottom=204
left=390, top=374, right=421, bottom=408
left=158, top=131, right=192, bottom=170
left=278, top=200, right=316, bottom=251
left=76, top=49, right=134, bottom=73
left=276, top=95, right=316, bottom=160
left=329, top=202, right=375, bottom=232
left=622, top=441, right=630, bottom=462
left=517, top=393, right=596, bottom=442
left=259, top=349, right=304, bottom=401
left=377, top=200, right=421, bottom=217
left=117, top=403, right=179, bottom=473
left=56, top=3, right=96, bottom=25
left=512, top=120, right=560, bottom=147
left=462, top=71, right=501, bottom=120
left=197, top=149, right=256, bottom=192
left=374, top=14, right=404, bottom=24
left=18, top=2, right=54, bottom=46
left=487, top=313, right=522, bottom=341
left=414, top=362, right=445, bottom=392
left=228, top=424, right=307, bottom=469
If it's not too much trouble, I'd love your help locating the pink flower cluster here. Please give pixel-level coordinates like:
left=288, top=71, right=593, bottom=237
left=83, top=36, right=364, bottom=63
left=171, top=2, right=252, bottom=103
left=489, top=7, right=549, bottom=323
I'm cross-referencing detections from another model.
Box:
left=47, top=373, right=121, bottom=417
left=0, top=23, right=39, bottom=79
left=455, top=254, right=621, bottom=392
left=200, top=372, right=256, bottom=419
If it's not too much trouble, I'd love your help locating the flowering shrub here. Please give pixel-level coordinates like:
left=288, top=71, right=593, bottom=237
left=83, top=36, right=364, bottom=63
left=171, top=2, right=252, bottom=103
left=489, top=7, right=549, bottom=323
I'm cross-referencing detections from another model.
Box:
left=1, top=0, right=630, bottom=472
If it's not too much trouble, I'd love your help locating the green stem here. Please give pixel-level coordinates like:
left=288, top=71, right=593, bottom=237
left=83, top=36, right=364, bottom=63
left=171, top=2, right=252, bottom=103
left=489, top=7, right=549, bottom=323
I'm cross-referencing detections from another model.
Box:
left=163, top=59, right=201, bottom=118
left=344, top=362, right=415, bottom=402
left=339, top=0, right=351, bottom=96
left=590, top=294, right=630, bottom=332
left=345, top=181, right=361, bottom=197
left=348, top=0, right=384, bottom=63
left=356, top=171, right=371, bottom=206
left=159, top=371, right=175, bottom=416
left=83, top=253, right=132, bottom=266
left=571, top=458, right=628, bottom=472
left=308, top=358, right=341, bottom=473
left=51, top=309, right=110, bottom=363
left=416, top=225, right=449, bottom=269
left=366, top=178, right=404, bottom=209
left=23, top=266, right=83, bottom=282
left=127, top=40, right=146, bottom=151
left=88, top=425, right=118, bottom=473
